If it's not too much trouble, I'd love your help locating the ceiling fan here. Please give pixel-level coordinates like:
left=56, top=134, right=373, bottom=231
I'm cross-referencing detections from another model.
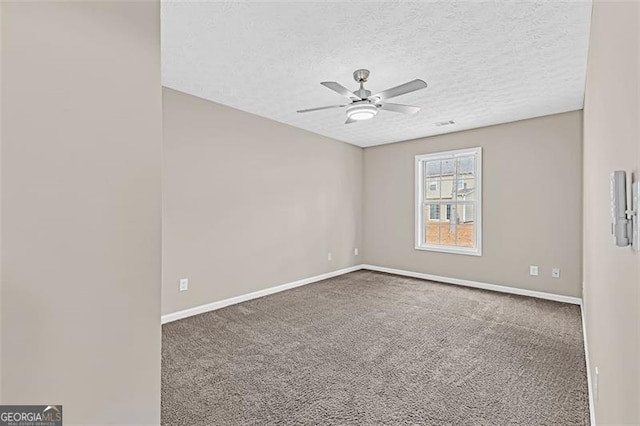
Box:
left=297, top=69, right=427, bottom=124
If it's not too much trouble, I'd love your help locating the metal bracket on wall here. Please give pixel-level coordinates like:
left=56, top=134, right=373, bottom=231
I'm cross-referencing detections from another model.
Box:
left=631, top=181, right=639, bottom=252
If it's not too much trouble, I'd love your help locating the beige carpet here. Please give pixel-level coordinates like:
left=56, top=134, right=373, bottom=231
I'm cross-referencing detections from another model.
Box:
left=162, top=270, right=589, bottom=425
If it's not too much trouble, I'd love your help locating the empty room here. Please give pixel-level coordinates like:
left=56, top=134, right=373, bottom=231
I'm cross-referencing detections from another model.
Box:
left=1, top=1, right=639, bottom=425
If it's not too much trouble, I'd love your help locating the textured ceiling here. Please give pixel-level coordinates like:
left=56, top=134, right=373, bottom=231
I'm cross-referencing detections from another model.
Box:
left=162, top=1, right=592, bottom=147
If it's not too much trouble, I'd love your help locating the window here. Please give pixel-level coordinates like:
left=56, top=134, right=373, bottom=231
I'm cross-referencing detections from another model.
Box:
left=429, top=204, right=440, bottom=220
left=415, top=147, right=482, bottom=255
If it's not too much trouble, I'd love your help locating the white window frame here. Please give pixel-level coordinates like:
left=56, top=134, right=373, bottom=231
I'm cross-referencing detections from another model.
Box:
left=415, top=147, right=482, bottom=256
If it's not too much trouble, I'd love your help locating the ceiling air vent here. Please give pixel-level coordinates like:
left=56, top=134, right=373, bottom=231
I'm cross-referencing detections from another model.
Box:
left=435, top=120, right=456, bottom=127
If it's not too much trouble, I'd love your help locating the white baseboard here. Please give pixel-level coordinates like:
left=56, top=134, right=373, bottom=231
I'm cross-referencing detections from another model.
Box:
left=360, top=264, right=582, bottom=305
left=161, top=265, right=363, bottom=324
left=162, top=263, right=581, bottom=324
left=580, top=301, right=596, bottom=426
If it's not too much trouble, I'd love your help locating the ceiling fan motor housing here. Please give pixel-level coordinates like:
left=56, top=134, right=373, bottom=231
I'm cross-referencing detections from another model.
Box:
left=353, top=69, right=370, bottom=83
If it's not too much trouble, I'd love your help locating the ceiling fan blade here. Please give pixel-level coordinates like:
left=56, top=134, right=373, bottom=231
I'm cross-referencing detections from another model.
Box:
left=297, top=104, right=346, bottom=113
left=380, top=103, right=421, bottom=115
left=345, top=117, right=356, bottom=124
left=321, top=82, right=361, bottom=101
left=372, top=79, right=427, bottom=101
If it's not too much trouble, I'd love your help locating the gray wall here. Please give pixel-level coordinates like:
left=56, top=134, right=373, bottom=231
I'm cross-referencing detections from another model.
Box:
left=1, top=2, right=162, bottom=424
left=363, top=111, right=583, bottom=297
left=582, top=1, right=640, bottom=423
left=0, top=0, right=3, bottom=404
left=162, top=88, right=363, bottom=316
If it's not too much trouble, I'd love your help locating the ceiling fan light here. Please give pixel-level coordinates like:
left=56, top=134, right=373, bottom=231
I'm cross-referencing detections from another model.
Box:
left=346, top=103, right=378, bottom=121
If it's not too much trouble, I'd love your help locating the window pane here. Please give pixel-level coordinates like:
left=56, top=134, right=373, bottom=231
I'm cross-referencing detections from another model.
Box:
left=455, top=177, right=475, bottom=201
left=425, top=160, right=441, bottom=177
left=440, top=204, right=456, bottom=245
left=457, top=156, right=475, bottom=178
left=425, top=205, right=440, bottom=244
left=426, top=177, right=440, bottom=200
left=439, top=178, right=455, bottom=200
left=457, top=205, right=475, bottom=247
left=442, top=159, right=456, bottom=178
left=428, top=204, right=440, bottom=220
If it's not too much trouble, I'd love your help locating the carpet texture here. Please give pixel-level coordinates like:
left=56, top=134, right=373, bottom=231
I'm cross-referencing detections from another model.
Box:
left=162, top=271, right=590, bottom=425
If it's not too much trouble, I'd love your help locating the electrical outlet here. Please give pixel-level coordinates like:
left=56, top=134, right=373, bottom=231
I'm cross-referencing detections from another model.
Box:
left=179, top=278, right=189, bottom=292
left=529, top=265, right=539, bottom=276
left=552, top=268, right=561, bottom=278
left=354, top=248, right=359, bottom=256
left=327, top=252, right=332, bottom=261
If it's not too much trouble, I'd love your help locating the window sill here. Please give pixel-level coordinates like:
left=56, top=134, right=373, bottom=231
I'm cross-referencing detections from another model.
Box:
left=414, top=244, right=482, bottom=256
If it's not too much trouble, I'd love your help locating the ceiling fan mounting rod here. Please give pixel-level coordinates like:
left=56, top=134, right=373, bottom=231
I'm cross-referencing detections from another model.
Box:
left=354, top=83, right=371, bottom=100
left=353, top=69, right=372, bottom=100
